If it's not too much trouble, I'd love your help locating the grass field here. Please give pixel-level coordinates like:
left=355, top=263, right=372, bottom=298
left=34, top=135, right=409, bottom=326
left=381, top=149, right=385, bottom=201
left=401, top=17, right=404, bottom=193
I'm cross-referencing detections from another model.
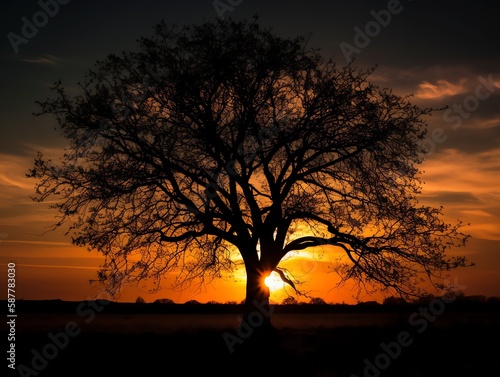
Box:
left=8, top=307, right=500, bottom=377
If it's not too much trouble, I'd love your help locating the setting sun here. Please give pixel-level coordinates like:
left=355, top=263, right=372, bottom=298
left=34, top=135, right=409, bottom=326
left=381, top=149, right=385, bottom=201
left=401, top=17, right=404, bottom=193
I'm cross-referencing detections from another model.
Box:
left=264, top=271, right=285, bottom=292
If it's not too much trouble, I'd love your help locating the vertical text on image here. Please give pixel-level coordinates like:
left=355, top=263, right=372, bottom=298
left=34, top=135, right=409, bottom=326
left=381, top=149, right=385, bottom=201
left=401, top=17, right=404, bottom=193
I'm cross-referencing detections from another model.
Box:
left=7, top=262, right=17, bottom=370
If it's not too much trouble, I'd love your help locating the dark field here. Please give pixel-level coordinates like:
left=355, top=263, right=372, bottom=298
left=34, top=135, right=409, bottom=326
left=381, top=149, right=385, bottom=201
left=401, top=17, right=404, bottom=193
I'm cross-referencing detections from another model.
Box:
left=6, top=301, right=500, bottom=377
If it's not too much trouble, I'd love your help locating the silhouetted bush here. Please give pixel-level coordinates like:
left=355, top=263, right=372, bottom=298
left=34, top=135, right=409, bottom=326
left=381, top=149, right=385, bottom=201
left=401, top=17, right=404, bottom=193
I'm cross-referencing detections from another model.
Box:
left=308, top=297, right=327, bottom=305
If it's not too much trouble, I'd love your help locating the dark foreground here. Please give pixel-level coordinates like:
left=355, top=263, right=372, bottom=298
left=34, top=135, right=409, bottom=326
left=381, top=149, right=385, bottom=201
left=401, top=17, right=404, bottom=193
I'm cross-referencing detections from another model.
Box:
left=6, top=304, right=500, bottom=377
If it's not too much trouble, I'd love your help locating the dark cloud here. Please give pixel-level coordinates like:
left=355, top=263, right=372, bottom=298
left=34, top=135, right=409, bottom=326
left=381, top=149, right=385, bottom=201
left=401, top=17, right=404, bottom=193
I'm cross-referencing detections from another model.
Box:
left=422, top=191, right=481, bottom=204
left=439, top=125, right=500, bottom=154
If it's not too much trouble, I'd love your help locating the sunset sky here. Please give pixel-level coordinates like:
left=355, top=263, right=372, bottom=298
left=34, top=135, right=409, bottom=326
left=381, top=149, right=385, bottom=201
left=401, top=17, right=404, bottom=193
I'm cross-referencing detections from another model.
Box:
left=1, top=0, right=499, bottom=305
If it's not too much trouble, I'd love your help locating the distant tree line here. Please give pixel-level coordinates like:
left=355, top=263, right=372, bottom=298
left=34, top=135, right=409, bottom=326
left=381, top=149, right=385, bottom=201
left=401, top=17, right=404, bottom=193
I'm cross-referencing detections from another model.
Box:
left=135, top=293, right=500, bottom=306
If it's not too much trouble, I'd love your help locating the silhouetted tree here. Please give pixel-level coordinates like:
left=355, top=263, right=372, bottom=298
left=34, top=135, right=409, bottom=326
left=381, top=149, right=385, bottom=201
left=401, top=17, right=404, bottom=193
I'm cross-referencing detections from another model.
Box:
left=135, top=296, right=146, bottom=304
left=153, top=298, right=175, bottom=304
left=382, top=296, right=407, bottom=306
left=206, top=300, right=222, bottom=305
left=281, top=296, right=298, bottom=305
left=184, top=299, right=201, bottom=305
left=28, top=18, right=471, bottom=329
left=309, top=297, right=327, bottom=305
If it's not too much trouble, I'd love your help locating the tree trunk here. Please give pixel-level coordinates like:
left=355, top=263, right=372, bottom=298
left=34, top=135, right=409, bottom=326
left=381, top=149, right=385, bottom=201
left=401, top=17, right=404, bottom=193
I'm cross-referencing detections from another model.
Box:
left=241, top=264, right=274, bottom=332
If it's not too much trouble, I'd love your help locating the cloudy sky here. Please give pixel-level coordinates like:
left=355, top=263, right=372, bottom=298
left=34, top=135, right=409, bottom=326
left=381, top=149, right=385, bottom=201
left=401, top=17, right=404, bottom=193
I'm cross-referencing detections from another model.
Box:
left=1, top=0, right=499, bottom=304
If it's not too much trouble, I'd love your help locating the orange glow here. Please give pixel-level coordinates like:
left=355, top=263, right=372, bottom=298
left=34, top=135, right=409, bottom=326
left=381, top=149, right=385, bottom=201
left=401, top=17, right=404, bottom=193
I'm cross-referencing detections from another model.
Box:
left=414, top=79, right=467, bottom=99
left=3, top=148, right=500, bottom=305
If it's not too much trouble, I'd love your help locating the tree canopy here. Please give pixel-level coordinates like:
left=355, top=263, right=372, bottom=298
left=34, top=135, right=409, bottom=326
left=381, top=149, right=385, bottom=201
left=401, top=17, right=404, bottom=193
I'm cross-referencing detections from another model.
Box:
left=28, top=17, right=471, bottom=319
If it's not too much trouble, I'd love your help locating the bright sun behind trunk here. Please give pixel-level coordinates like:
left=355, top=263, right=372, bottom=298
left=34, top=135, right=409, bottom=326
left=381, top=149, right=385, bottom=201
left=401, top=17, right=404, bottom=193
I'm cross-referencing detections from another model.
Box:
left=265, top=271, right=284, bottom=292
